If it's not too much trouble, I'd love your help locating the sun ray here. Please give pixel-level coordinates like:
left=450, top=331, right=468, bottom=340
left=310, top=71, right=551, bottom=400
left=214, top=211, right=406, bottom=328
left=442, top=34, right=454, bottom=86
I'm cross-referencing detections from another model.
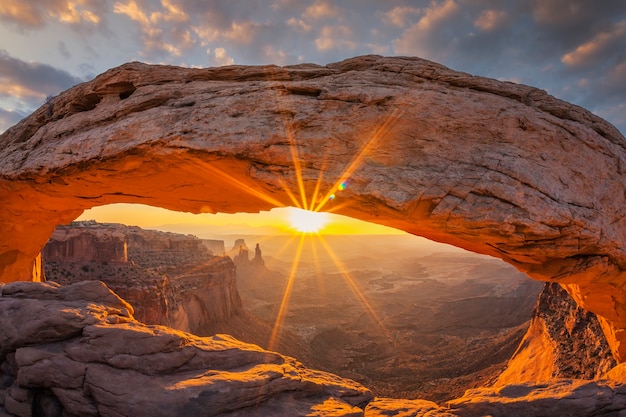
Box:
left=308, top=155, right=328, bottom=211
left=186, top=160, right=286, bottom=209
left=316, top=235, right=395, bottom=348
left=267, top=233, right=306, bottom=351
left=313, top=96, right=414, bottom=213
left=277, top=177, right=303, bottom=209
left=308, top=235, right=327, bottom=301
left=263, top=69, right=309, bottom=211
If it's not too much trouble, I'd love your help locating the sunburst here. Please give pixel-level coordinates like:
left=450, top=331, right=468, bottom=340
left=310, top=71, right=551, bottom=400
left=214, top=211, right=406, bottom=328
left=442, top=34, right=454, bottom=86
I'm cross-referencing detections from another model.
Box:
left=262, top=76, right=413, bottom=352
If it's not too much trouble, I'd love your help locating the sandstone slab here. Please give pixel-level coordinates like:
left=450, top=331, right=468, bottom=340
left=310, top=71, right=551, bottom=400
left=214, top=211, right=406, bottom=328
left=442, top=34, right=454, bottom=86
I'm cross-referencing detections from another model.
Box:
left=0, top=281, right=372, bottom=417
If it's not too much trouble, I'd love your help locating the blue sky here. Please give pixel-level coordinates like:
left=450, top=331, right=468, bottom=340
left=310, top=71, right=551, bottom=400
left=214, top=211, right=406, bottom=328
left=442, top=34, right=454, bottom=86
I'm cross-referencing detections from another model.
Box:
left=1, top=0, right=625, bottom=136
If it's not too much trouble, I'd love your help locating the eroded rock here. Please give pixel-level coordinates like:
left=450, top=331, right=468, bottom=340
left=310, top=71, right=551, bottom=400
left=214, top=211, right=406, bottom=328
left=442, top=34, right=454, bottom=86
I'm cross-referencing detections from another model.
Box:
left=0, top=281, right=372, bottom=417
left=1, top=55, right=625, bottom=359
left=43, top=221, right=243, bottom=333
left=496, top=282, right=616, bottom=385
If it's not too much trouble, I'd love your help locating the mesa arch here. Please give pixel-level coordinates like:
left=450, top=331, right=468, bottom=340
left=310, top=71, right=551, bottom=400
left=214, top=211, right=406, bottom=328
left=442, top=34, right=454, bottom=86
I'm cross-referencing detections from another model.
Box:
left=1, top=55, right=626, bottom=361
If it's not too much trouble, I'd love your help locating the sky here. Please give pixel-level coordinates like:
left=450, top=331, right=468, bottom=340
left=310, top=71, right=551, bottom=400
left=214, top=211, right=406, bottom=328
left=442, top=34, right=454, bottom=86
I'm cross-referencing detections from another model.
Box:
left=1, top=0, right=626, bottom=234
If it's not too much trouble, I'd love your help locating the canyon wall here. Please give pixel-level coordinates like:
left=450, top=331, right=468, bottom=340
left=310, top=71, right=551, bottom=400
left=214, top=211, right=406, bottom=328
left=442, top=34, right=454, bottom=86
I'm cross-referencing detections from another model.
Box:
left=43, top=222, right=241, bottom=334
left=496, top=282, right=616, bottom=385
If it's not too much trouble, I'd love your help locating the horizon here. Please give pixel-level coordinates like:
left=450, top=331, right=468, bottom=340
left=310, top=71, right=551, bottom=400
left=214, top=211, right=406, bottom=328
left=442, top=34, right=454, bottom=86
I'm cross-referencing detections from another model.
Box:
left=76, top=203, right=408, bottom=237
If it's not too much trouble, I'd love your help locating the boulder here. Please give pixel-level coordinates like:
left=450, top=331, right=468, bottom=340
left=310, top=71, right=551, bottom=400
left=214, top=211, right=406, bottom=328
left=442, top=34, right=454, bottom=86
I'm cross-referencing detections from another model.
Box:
left=0, top=281, right=372, bottom=417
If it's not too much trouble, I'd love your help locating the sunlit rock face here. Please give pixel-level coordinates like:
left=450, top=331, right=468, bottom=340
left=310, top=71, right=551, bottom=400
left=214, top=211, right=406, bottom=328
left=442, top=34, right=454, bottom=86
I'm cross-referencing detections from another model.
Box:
left=1, top=55, right=625, bottom=357
left=0, top=281, right=371, bottom=416
left=43, top=222, right=242, bottom=333
left=496, top=282, right=616, bottom=385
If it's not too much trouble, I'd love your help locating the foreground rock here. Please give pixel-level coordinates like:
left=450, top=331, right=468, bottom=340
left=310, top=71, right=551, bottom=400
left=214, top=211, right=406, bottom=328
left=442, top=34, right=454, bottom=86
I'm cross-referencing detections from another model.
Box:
left=365, top=380, right=626, bottom=417
left=0, top=281, right=371, bottom=417
left=3, top=280, right=626, bottom=417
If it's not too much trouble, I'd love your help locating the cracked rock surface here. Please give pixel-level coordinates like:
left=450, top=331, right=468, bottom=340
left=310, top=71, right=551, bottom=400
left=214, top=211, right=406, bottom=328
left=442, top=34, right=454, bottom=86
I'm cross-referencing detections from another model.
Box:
left=3, top=281, right=626, bottom=417
left=1, top=55, right=626, bottom=358
left=0, top=281, right=372, bottom=417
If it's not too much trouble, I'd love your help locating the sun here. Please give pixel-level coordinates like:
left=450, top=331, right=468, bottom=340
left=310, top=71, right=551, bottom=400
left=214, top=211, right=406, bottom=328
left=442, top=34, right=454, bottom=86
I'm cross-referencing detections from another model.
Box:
left=287, top=207, right=329, bottom=234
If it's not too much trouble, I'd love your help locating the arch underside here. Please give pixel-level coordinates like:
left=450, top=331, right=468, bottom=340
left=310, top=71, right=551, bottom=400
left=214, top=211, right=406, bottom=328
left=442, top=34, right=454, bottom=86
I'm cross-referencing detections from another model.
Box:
left=1, top=55, right=625, bottom=358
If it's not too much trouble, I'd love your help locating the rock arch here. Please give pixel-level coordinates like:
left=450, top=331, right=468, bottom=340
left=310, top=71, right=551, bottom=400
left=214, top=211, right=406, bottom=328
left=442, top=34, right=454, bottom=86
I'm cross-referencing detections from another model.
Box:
left=1, top=55, right=625, bottom=359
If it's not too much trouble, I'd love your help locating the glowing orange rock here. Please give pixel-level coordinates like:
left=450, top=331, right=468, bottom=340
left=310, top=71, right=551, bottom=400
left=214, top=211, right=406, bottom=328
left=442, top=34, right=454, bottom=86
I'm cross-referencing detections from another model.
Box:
left=1, top=55, right=626, bottom=361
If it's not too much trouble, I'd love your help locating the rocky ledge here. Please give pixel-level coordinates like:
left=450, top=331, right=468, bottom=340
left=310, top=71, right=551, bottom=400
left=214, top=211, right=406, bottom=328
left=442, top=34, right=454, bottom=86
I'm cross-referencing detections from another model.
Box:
left=0, top=281, right=371, bottom=417
left=1, top=280, right=626, bottom=417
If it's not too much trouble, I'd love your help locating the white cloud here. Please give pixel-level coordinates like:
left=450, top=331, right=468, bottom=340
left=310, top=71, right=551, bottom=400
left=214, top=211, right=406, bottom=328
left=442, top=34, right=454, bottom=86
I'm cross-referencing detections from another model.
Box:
left=193, top=25, right=220, bottom=46
left=413, top=0, right=459, bottom=32
left=208, top=47, right=235, bottom=66
left=287, top=17, right=311, bottom=32
left=474, top=9, right=507, bottom=32
left=392, top=0, right=461, bottom=58
left=150, top=0, right=188, bottom=23
left=303, top=1, right=340, bottom=20
left=223, top=21, right=258, bottom=44
left=384, top=6, right=421, bottom=28
left=314, top=25, right=355, bottom=52
left=113, top=0, right=196, bottom=58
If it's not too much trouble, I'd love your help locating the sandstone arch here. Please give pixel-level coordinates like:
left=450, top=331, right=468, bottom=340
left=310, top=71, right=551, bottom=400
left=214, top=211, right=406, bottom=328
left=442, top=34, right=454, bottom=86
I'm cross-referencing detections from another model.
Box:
left=1, top=55, right=625, bottom=359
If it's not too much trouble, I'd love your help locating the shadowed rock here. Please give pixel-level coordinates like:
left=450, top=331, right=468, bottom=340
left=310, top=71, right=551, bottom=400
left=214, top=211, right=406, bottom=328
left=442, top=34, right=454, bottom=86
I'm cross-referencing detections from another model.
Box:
left=0, top=281, right=372, bottom=417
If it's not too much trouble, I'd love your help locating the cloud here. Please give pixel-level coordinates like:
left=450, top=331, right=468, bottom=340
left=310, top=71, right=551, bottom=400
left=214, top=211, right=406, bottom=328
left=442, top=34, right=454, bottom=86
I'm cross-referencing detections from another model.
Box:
left=113, top=0, right=195, bottom=57
left=0, top=50, right=82, bottom=134
left=207, top=47, right=234, bottom=66
left=0, top=1, right=46, bottom=27
left=287, top=17, right=312, bottom=32
left=384, top=6, right=421, bottom=28
left=0, top=0, right=105, bottom=32
left=561, top=19, right=626, bottom=68
left=474, top=9, right=508, bottom=32
left=0, top=50, right=82, bottom=100
left=392, top=0, right=461, bottom=59
left=223, top=21, right=259, bottom=44
left=315, top=25, right=356, bottom=52
left=303, top=1, right=341, bottom=20
left=0, top=108, right=28, bottom=134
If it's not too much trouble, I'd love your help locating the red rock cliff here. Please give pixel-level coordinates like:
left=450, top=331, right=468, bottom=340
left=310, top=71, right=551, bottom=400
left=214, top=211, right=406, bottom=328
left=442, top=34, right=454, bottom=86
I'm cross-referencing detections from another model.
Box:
left=43, top=221, right=241, bottom=334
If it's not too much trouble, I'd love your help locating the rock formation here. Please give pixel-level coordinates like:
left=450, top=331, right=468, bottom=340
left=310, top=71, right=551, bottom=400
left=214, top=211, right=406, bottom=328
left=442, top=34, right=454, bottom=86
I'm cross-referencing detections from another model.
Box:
left=496, top=282, right=616, bottom=385
left=254, top=243, right=265, bottom=266
left=202, top=239, right=226, bottom=256
left=1, top=54, right=626, bottom=413
left=0, top=281, right=371, bottom=417
left=43, top=222, right=242, bottom=334
left=230, top=239, right=266, bottom=269
left=42, top=221, right=128, bottom=264
left=2, top=281, right=625, bottom=416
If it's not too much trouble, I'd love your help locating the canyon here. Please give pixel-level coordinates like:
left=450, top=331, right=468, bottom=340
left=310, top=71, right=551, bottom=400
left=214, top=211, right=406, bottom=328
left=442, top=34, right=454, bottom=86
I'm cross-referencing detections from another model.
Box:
left=42, top=221, right=242, bottom=333
left=40, top=222, right=541, bottom=402
left=1, top=54, right=626, bottom=415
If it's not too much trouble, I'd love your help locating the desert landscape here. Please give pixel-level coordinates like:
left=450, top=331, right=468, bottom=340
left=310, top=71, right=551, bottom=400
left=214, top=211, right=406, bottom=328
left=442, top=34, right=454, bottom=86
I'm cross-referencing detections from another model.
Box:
left=234, top=234, right=543, bottom=401
left=0, top=15, right=625, bottom=412
left=42, top=222, right=544, bottom=402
